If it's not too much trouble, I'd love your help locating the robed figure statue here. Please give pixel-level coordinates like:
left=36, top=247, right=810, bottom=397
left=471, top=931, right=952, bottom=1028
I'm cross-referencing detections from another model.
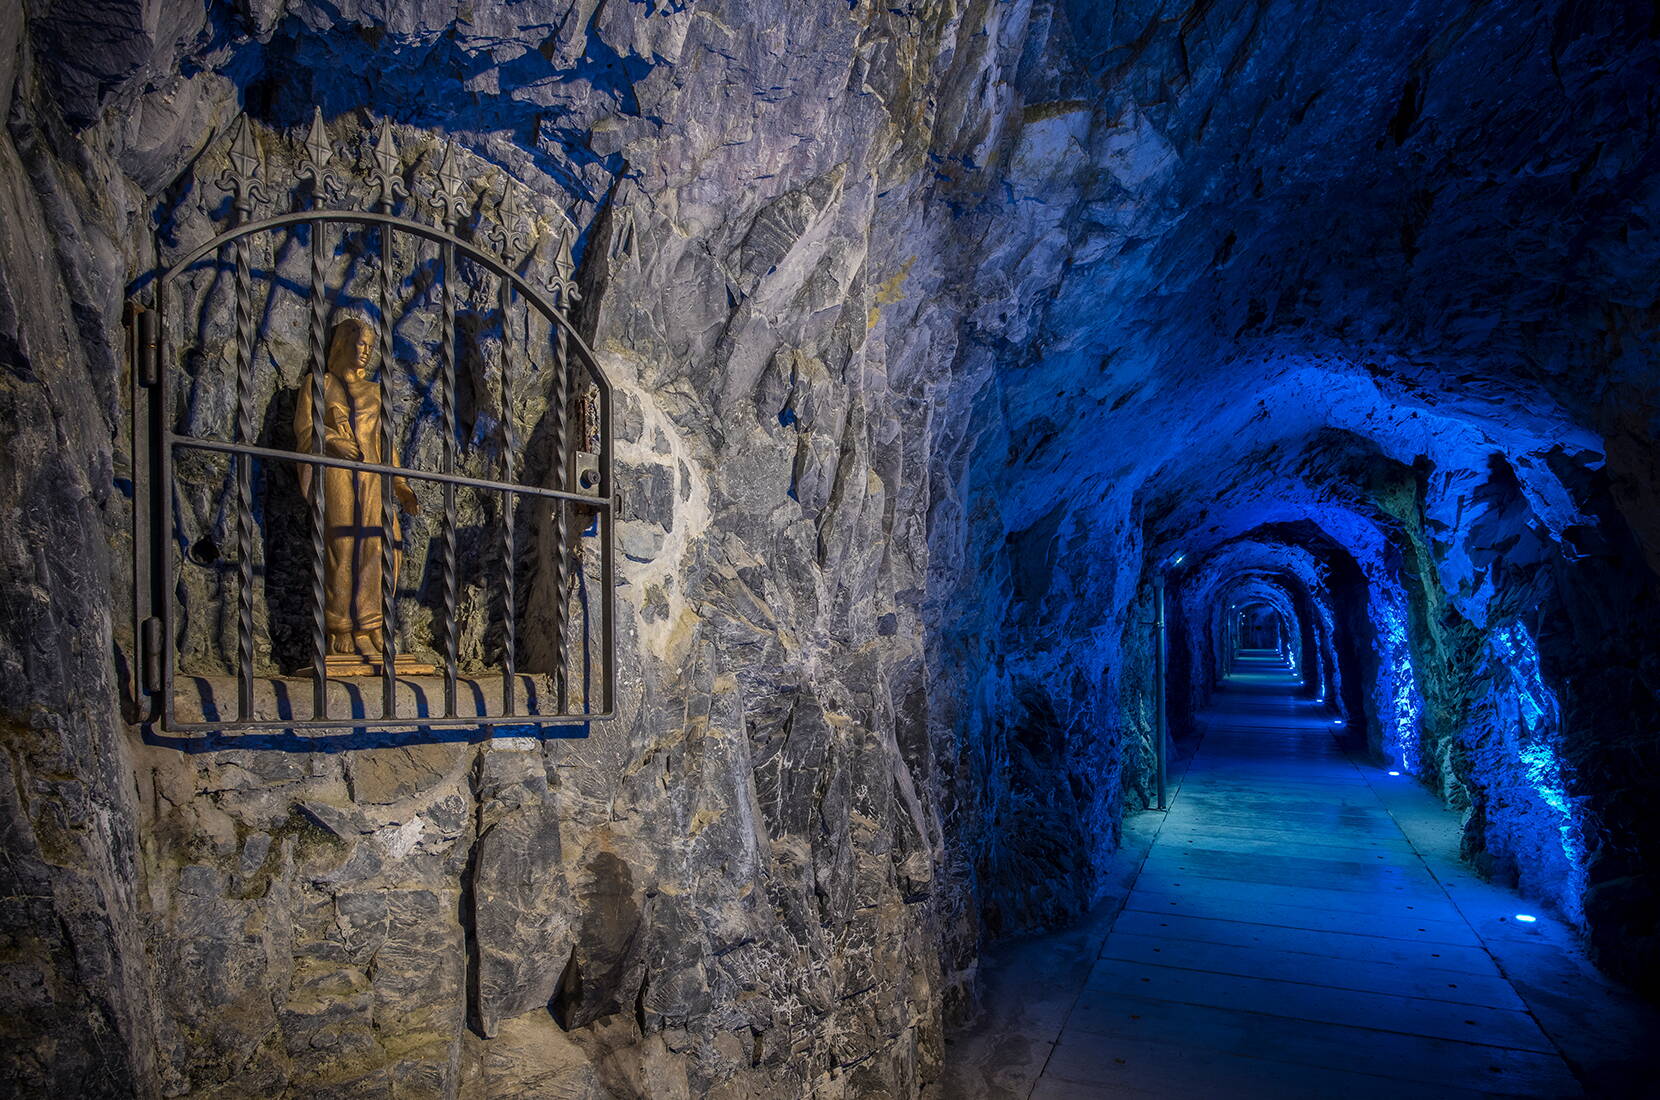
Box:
left=295, top=318, right=422, bottom=670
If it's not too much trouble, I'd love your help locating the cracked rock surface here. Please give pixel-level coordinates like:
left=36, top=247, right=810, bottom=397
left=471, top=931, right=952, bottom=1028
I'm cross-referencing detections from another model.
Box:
left=3, top=1, right=1660, bottom=1097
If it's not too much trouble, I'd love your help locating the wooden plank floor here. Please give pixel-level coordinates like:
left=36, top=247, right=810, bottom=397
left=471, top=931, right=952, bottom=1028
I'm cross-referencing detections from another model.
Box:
left=1032, top=652, right=1585, bottom=1099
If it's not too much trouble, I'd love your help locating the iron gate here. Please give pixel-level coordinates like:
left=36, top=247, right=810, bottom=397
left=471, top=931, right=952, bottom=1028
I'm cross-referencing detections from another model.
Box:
left=129, top=113, right=615, bottom=734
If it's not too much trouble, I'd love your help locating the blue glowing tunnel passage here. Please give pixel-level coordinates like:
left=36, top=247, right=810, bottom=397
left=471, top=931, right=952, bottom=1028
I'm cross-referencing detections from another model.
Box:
left=1161, top=526, right=1584, bottom=941
left=1023, top=590, right=1604, bottom=1096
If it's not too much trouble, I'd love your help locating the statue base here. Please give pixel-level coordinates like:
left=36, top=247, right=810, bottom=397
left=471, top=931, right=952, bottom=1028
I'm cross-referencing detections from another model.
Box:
left=325, top=654, right=437, bottom=677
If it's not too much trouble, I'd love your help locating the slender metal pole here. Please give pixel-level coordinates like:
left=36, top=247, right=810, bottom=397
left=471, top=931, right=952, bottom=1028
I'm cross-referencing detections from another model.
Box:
left=599, top=381, right=616, bottom=717
left=1155, top=576, right=1168, bottom=811
left=159, top=279, right=178, bottom=728
left=1221, top=608, right=1231, bottom=682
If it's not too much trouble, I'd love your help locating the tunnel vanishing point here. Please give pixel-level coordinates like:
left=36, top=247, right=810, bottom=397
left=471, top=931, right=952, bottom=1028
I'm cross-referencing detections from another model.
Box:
left=2, top=1, right=1659, bottom=1097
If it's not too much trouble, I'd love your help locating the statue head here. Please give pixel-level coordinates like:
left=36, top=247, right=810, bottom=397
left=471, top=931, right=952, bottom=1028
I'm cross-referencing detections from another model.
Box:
left=326, top=318, right=376, bottom=378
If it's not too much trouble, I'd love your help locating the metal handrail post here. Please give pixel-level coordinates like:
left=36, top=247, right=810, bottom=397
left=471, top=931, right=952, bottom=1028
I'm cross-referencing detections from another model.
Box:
left=1155, top=575, right=1168, bottom=811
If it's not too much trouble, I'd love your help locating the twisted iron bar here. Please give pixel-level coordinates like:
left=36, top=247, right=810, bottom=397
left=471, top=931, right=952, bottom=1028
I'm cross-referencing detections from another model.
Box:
left=439, top=241, right=459, bottom=716
left=306, top=219, right=329, bottom=719
left=232, top=229, right=256, bottom=721
left=487, top=183, right=531, bottom=720
left=378, top=224, right=399, bottom=718
left=550, top=319, right=570, bottom=714
left=430, top=143, right=467, bottom=720
left=499, top=275, right=518, bottom=715
left=298, top=110, right=337, bottom=720
left=296, top=114, right=340, bottom=717
left=369, top=120, right=409, bottom=718
left=217, top=116, right=271, bottom=722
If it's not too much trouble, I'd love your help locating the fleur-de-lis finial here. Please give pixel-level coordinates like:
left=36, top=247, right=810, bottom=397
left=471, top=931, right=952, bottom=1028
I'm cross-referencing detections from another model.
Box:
left=226, top=118, right=259, bottom=180
left=547, top=227, right=582, bottom=312
left=428, top=141, right=469, bottom=231
left=487, top=183, right=532, bottom=265
left=369, top=118, right=409, bottom=212
left=296, top=107, right=343, bottom=208
left=217, top=115, right=272, bottom=225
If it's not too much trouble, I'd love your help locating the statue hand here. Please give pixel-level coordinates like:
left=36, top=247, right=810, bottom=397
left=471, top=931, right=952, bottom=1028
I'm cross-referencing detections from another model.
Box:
left=395, top=482, right=420, bottom=514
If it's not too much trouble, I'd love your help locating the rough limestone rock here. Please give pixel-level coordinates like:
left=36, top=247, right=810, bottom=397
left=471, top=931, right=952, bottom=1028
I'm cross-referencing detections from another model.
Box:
left=4, top=1, right=1660, bottom=1097
left=0, top=1, right=1032, bottom=1095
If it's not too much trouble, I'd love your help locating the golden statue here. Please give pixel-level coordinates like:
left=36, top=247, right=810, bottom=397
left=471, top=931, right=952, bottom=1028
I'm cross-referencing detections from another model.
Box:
left=295, top=318, right=427, bottom=674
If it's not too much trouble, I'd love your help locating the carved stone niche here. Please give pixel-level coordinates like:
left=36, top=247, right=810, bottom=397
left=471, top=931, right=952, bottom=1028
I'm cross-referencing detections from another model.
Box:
left=132, top=112, right=615, bottom=734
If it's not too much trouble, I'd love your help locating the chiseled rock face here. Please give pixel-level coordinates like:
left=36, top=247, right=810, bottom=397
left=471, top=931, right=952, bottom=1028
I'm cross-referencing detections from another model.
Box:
left=5, top=0, right=1660, bottom=1095
left=0, top=0, right=1062, bottom=1096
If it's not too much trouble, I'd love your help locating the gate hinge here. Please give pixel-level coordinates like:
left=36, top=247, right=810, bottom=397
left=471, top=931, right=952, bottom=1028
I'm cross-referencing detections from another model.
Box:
left=128, top=303, right=159, bottom=387
left=141, top=616, right=163, bottom=694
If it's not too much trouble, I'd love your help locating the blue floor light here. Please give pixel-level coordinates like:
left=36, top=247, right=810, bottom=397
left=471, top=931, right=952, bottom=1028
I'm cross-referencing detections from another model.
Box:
left=1515, top=913, right=1538, bottom=923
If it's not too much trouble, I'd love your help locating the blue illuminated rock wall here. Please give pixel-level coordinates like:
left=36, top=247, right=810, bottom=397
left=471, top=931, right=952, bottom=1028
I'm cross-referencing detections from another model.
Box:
left=1466, top=623, right=1587, bottom=926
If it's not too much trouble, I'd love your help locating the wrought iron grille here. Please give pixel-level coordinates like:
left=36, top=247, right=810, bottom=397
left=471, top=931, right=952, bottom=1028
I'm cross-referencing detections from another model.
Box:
left=129, top=112, right=614, bottom=734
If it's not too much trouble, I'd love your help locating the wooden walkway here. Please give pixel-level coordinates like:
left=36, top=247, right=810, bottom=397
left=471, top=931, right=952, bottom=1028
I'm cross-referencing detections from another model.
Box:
left=1031, top=652, right=1586, bottom=1099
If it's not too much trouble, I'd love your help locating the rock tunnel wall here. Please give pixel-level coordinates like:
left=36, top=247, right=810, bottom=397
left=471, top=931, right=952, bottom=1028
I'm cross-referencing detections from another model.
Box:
left=0, top=1, right=1067, bottom=1095
left=3, top=1, right=1660, bottom=1097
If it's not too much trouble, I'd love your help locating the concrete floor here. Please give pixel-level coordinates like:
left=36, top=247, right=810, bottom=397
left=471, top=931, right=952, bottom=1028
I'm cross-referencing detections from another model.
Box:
left=942, top=652, right=1660, bottom=1099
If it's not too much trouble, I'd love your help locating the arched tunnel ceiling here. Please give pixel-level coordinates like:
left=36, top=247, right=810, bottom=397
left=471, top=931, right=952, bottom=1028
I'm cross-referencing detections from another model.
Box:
left=1223, top=583, right=1299, bottom=643
left=969, top=0, right=1658, bottom=584
left=1181, top=536, right=1336, bottom=654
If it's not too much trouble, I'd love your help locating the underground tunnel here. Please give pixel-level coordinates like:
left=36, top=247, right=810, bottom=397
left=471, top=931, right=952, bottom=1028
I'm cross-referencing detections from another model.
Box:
left=2, top=0, right=1659, bottom=1097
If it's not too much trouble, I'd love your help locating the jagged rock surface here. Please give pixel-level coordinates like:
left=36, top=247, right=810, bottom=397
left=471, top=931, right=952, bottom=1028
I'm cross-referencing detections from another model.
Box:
left=4, top=1, right=1660, bottom=1097
left=0, top=1, right=1032, bottom=1096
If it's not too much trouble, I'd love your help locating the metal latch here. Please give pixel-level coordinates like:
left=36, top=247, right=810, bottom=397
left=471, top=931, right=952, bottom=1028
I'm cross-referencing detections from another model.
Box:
left=574, top=451, right=601, bottom=496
